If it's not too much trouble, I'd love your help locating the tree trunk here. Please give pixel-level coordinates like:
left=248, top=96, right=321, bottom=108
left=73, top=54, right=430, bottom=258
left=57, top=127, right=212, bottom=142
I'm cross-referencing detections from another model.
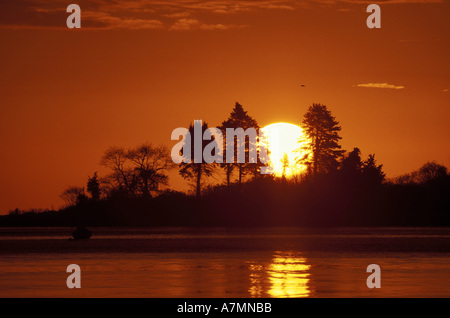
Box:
left=313, top=156, right=318, bottom=177
left=238, top=164, right=242, bottom=184
left=313, top=130, right=319, bottom=177
left=196, top=165, right=202, bottom=198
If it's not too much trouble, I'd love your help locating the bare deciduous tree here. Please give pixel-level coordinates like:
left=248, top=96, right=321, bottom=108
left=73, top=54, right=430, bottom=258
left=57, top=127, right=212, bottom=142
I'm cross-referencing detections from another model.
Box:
left=101, top=143, right=175, bottom=198
left=60, top=186, right=86, bottom=207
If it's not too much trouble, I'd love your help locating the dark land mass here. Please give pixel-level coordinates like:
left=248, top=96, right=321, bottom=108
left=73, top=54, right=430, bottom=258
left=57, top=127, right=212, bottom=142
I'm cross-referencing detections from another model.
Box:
left=1, top=174, right=449, bottom=228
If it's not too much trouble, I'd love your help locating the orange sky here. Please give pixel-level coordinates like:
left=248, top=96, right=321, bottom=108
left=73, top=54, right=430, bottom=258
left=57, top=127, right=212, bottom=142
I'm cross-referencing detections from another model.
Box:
left=0, top=0, right=449, bottom=213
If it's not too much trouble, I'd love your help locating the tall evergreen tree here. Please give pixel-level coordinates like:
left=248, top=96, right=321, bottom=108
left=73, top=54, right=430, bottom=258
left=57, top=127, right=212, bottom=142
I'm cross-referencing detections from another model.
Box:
left=87, top=172, right=101, bottom=201
left=300, top=103, right=344, bottom=176
left=179, top=121, right=216, bottom=197
left=219, top=102, right=260, bottom=185
left=281, top=153, right=290, bottom=182
left=341, top=147, right=362, bottom=181
left=362, top=154, right=386, bottom=185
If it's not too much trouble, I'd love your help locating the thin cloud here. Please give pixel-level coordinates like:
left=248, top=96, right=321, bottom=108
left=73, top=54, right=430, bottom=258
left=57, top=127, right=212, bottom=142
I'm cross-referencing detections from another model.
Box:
left=163, top=12, right=192, bottom=19
left=169, top=18, right=245, bottom=31
left=153, top=1, right=299, bottom=14
left=0, top=0, right=301, bottom=30
left=259, top=4, right=296, bottom=10
left=309, top=0, right=443, bottom=10
left=356, top=83, right=405, bottom=90
left=0, top=0, right=443, bottom=30
left=0, top=1, right=165, bottom=30
left=332, top=0, right=442, bottom=3
left=169, top=18, right=200, bottom=31
left=199, top=23, right=246, bottom=31
left=82, top=11, right=164, bottom=30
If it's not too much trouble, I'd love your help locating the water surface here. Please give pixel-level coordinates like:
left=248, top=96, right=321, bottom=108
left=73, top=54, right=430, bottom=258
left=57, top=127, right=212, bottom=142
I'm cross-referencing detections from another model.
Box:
left=0, top=227, right=449, bottom=297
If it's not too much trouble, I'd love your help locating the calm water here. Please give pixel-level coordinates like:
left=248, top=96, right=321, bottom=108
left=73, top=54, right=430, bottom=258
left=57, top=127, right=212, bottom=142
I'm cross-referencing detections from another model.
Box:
left=0, top=227, right=449, bottom=298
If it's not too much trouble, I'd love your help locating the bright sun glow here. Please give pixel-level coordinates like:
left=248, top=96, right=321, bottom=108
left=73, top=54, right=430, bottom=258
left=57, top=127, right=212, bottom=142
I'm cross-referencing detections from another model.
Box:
left=261, top=122, right=309, bottom=178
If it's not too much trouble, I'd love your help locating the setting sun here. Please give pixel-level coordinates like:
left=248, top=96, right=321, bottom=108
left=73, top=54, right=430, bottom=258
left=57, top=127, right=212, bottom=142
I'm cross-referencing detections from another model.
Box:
left=261, top=123, right=309, bottom=178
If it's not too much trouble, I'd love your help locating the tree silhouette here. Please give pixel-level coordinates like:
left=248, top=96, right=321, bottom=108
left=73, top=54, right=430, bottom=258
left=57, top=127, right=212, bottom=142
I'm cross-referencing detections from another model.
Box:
left=300, top=103, right=344, bottom=176
left=100, top=146, right=131, bottom=195
left=179, top=121, right=217, bottom=197
left=87, top=172, right=101, bottom=201
left=341, top=147, right=362, bottom=181
left=395, top=161, right=448, bottom=185
left=100, top=143, right=174, bottom=198
left=416, top=161, right=447, bottom=184
left=281, top=153, right=290, bottom=182
left=60, top=186, right=86, bottom=207
left=127, top=144, right=175, bottom=197
left=340, top=149, right=385, bottom=186
left=362, top=154, right=386, bottom=185
left=220, top=102, right=260, bottom=185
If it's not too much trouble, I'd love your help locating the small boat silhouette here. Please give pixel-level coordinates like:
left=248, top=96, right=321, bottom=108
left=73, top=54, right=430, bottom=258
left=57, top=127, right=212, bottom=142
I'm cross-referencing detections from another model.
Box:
left=72, top=226, right=92, bottom=240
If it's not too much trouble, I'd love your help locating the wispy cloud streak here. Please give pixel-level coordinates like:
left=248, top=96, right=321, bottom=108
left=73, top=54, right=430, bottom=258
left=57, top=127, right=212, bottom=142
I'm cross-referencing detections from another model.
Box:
left=356, top=83, right=405, bottom=90
left=0, top=0, right=300, bottom=30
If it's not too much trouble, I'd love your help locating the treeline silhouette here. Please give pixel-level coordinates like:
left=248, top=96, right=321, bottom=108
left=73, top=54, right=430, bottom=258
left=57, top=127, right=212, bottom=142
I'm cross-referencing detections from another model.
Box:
left=1, top=103, right=449, bottom=227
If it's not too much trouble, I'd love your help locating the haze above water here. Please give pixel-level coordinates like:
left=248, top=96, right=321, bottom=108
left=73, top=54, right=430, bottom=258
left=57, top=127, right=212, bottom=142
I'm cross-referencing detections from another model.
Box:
left=0, top=227, right=449, bottom=298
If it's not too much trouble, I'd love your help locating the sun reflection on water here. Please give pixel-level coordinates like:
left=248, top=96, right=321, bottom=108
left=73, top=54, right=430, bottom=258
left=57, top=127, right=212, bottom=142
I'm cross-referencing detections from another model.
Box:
left=248, top=251, right=311, bottom=298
